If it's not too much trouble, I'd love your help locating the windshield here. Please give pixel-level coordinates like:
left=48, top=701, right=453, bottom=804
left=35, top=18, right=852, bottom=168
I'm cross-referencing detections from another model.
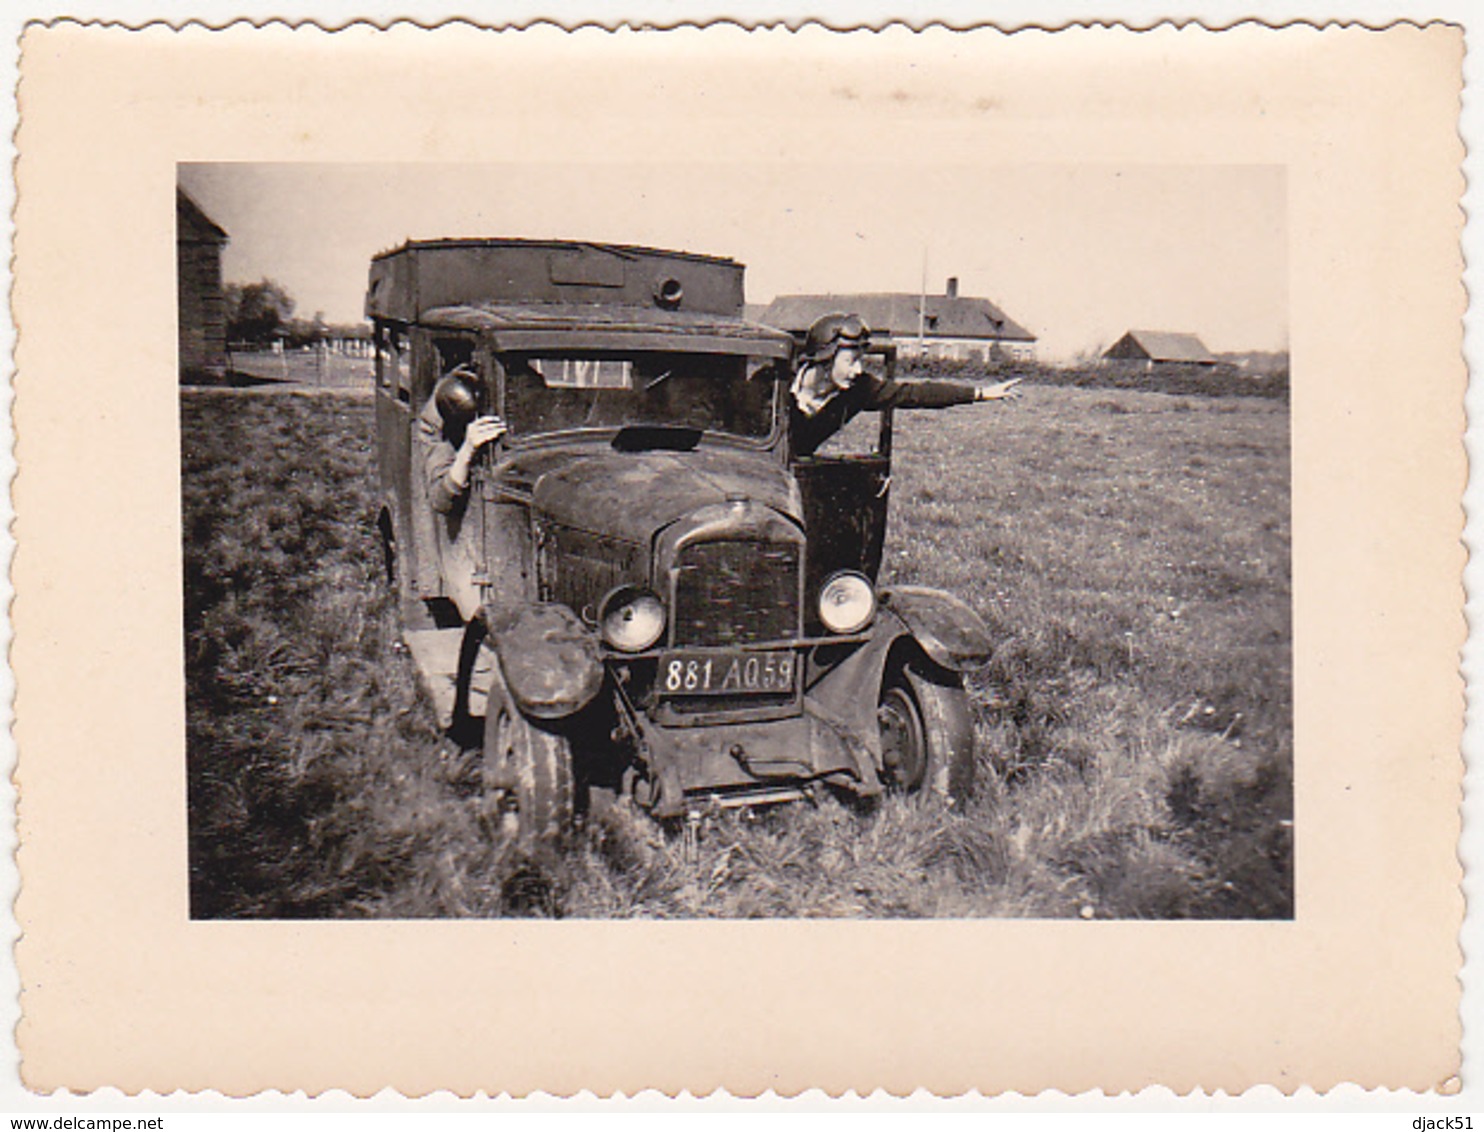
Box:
left=500, top=352, right=782, bottom=442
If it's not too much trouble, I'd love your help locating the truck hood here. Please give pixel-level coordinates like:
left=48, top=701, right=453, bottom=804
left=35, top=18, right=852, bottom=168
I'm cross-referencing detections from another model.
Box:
left=530, top=447, right=802, bottom=544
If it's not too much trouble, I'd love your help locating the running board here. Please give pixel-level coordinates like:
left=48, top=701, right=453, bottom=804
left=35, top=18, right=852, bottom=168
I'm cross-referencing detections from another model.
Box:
left=403, top=627, right=493, bottom=731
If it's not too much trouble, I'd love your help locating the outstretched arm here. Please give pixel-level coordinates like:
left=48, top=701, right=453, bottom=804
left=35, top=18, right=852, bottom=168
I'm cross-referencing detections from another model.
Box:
left=974, top=378, right=1023, bottom=402
left=862, top=373, right=1023, bottom=410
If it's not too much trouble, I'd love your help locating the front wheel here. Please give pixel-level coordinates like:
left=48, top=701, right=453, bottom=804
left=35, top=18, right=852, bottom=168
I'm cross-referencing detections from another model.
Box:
left=482, top=659, right=575, bottom=850
left=877, top=657, right=975, bottom=801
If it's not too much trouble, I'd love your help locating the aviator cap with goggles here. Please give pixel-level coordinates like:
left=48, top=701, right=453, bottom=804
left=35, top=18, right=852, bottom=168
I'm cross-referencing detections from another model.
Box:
left=801, top=312, right=871, bottom=364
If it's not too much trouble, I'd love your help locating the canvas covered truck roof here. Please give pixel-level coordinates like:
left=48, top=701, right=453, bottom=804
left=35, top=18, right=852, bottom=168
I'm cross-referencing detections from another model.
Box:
left=366, top=238, right=753, bottom=323
left=417, top=301, right=795, bottom=358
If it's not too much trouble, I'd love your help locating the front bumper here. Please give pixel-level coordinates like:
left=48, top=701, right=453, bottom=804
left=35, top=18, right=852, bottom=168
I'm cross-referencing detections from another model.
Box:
left=634, top=702, right=883, bottom=818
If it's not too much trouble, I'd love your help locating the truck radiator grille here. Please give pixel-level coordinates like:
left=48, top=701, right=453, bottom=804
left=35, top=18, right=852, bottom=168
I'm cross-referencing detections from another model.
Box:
left=671, top=540, right=801, bottom=646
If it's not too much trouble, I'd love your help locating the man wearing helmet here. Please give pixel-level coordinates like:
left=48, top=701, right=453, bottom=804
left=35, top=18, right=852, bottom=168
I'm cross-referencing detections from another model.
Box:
left=421, top=365, right=508, bottom=516
left=789, top=312, right=1022, bottom=458
left=417, top=364, right=508, bottom=621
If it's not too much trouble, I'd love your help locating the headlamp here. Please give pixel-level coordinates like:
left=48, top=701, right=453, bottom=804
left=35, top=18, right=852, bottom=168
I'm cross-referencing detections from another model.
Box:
left=599, top=585, right=667, bottom=652
left=818, top=571, right=876, bottom=634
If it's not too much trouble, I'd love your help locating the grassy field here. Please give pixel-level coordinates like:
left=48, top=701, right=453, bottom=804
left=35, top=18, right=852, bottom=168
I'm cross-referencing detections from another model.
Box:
left=182, top=383, right=1290, bottom=919
left=903, top=355, right=1290, bottom=402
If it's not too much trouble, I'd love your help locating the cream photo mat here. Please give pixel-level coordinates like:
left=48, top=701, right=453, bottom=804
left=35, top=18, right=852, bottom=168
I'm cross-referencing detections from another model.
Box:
left=10, top=21, right=1465, bottom=1096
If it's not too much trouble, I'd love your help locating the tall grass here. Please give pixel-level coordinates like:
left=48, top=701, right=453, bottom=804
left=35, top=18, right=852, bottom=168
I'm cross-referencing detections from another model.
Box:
left=903, top=355, right=1290, bottom=401
left=183, top=383, right=1291, bottom=919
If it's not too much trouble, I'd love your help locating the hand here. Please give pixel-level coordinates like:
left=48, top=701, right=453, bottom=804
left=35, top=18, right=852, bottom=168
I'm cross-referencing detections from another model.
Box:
left=977, top=378, right=1023, bottom=402
left=449, top=415, right=508, bottom=489
left=462, top=415, right=508, bottom=453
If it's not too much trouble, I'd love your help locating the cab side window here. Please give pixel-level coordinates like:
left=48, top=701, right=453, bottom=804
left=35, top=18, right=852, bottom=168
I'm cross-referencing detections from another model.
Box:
left=810, top=355, right=891, bottom=459
left=374, top=323, right=389, bottom=391
left=429, top=338, right=480, bottom=413
left=377, top=325, right=410, bottom=403
left=435, top=339, right=475, bottom=380
left=813, top=411, right=884, bottom=458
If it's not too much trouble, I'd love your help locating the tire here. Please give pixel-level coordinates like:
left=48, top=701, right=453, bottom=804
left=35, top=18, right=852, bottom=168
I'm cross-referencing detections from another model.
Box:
left=481, top=661, right=576, bottom=849
left=877, top=656, right=976, bottom=801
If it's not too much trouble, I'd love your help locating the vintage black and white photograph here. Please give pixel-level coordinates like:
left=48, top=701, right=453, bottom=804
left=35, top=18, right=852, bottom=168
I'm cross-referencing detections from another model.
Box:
left=16, top=15, right=1469, bottom=1097
left=178, top=160, right=1291, bottom=920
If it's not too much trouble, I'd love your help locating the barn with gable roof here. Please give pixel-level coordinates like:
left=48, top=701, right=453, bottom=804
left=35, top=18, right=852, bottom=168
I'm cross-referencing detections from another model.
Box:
left=1103, top=329, right=1218, bottom=369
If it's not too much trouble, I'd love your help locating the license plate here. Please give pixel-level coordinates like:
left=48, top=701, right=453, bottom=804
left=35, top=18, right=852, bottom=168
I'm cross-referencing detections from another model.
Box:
left=659, top=650, right=796, bottom=696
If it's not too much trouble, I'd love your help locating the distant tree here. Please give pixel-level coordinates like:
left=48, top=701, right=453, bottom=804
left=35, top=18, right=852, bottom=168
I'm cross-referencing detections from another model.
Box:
left=225, top=279, right=296, bottom=345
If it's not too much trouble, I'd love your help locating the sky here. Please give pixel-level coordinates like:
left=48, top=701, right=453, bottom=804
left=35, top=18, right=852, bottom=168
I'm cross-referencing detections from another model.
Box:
left=179, top=162, right=1286, bottom=363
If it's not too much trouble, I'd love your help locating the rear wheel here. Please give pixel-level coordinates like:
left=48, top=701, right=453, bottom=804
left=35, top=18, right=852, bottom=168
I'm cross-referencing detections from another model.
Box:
left=481, top=661, right=575, bottom=850
left=877, top=656, right=975, bottom=801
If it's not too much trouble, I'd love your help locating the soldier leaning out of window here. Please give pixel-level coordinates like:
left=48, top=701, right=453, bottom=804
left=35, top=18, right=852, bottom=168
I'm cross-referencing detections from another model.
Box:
left=789, top=313, right=1022, bottom=458
left=419, top=365, right=508, bottom=515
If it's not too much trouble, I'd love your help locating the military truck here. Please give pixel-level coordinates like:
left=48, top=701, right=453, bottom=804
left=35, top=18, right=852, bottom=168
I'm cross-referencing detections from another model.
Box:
left=368, top=238, right=992, bottom=847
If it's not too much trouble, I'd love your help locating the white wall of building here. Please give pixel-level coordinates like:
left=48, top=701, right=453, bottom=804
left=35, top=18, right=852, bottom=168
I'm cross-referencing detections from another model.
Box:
left=894, top=337, right=1037, bottom=363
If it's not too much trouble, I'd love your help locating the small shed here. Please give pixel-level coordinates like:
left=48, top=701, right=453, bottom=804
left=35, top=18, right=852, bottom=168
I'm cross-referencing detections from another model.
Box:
left=1103, top=330, right=1218, bottom=368
left=177, top=188, right=229, bottom=381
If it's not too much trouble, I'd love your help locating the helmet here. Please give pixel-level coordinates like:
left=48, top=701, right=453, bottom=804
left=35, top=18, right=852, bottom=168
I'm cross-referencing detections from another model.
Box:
left=433, top=369, right=480, bottom=430
left=802, top=312, right=869, bottom=363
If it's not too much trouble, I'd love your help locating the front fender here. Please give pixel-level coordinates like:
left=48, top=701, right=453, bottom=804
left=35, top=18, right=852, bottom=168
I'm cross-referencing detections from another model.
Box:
left=877, top=585, right=993, bottom=671
left=805, top=586, right=990, bottom=751
left=480, top=600, right=604, bottom=719
left=802, top=608, right=912, bottom=780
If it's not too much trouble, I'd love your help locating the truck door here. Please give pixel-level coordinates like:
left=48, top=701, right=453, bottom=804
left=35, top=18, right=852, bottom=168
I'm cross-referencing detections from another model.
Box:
left=793, top=405, right=893, bottom=600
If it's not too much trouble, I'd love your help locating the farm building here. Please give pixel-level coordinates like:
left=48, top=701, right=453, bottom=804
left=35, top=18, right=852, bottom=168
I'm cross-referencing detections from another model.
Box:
left=1103, top=330, right=1218, bottom=369
left=759, top=278, right=1037, bottom=362
left=177, top=187, right=229, bottom=381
